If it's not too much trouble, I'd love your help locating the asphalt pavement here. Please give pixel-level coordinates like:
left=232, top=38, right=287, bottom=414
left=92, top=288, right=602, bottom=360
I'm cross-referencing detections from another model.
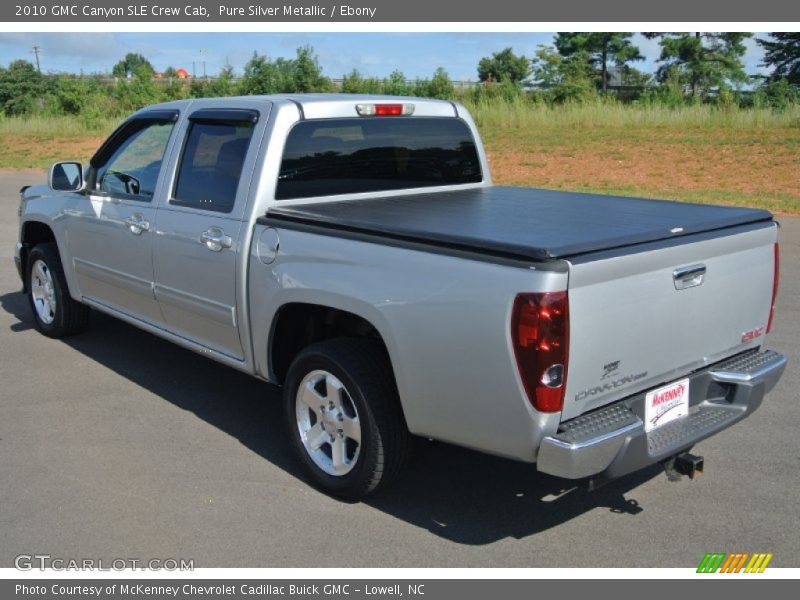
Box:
left=1, top=170, right=798, bottom=568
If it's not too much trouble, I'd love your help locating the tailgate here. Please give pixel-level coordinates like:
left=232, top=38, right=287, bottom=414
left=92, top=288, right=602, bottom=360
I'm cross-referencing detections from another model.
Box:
left=562, top=222, right=777, bottom=421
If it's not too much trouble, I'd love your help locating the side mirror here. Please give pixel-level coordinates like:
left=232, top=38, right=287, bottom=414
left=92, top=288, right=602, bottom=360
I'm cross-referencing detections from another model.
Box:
left=48, top=161, right=85, bottom=192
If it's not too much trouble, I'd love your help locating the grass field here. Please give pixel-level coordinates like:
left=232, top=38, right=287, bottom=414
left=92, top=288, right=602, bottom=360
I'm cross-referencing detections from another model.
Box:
left=468, top=100, right=800, bottom=214
left=0, top=116, right=116, bottom=172
left=2, top=102, right=799, bottom=213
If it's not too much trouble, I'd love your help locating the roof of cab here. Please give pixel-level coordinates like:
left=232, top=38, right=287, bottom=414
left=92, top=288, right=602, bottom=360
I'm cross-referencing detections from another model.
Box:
left=141, top=94, right=459, bottom=120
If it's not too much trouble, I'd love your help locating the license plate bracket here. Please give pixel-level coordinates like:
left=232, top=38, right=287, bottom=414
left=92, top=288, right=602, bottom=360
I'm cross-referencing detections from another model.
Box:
left=644, top=378, right=690, bottom=433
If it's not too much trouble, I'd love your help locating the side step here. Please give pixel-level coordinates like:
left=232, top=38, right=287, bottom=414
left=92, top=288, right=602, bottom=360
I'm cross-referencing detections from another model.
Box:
left=708, top=349, right=787, bottom=386
left=647, top=404, right=738, bottom=457
left=537, top=403, right=644, bottom=480
left=552, top=403, right=640, bottom=446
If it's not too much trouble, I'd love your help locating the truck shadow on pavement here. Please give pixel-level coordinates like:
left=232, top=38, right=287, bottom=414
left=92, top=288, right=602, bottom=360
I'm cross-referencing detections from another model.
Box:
left=2, top=290, right=658, bottom=545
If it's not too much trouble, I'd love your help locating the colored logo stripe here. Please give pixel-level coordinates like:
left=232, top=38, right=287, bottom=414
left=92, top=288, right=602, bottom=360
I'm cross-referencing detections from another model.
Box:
left=720, top=553, right=749, bottom=573
left=697, top=552, right=773, bottom=573
left=697, top=553, right=726, bottom=573
left=745, top=553, right=773, bottom=573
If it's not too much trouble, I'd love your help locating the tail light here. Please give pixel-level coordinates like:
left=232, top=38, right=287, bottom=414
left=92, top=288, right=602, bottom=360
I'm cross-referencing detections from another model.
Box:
left=355, top=103, right=415, bottom=117
left=767, top=243, right=780, bottom=333
left=511, top=292, right=570, bottom=412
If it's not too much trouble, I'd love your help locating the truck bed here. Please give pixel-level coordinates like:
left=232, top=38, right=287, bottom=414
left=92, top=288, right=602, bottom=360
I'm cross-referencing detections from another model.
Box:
left=263, top=186, right=773, bottom=262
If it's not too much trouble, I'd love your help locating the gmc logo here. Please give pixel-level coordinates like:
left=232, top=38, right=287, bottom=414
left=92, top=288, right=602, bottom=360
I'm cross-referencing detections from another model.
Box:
left=742, top=327, right=765, bottom=342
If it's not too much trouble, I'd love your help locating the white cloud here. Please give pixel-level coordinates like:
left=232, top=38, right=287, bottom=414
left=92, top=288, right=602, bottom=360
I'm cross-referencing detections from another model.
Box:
left=0, top=32, right=118, bottom=59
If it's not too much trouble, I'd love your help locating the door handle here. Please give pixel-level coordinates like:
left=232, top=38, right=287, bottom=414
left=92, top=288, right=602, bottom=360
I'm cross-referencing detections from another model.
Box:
left=200, top=227, right=232, bottom=252
left=124, top=214, right=150, bottom=235
left=673, top=264, right=706, bottom=290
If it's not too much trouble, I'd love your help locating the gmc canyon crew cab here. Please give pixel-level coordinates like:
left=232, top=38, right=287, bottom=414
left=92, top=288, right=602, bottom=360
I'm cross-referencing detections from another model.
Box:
left=15, top=95, right=786, bottom=498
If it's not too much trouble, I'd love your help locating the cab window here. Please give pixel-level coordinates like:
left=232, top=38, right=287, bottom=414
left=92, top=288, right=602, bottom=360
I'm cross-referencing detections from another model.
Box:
left=171, top=120, right=255, bottom=213
left=94, top=121, right=174, bottom=200
left=276, top=117, right=482, bottom=200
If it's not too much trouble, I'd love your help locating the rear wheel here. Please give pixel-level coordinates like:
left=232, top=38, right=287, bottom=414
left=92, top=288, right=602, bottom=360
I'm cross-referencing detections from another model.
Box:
left=284, top=338, right=411, bottom=499
left=27, top=243, right=89, bottom=338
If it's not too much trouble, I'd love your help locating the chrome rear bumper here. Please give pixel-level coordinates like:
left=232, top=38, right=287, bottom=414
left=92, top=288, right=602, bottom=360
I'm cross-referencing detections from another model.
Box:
left=537, top=349, right=787, bottom=481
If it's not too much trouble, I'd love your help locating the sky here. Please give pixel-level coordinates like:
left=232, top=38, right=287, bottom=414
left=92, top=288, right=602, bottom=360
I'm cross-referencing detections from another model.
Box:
left=0, top=32, right=772, bottom=82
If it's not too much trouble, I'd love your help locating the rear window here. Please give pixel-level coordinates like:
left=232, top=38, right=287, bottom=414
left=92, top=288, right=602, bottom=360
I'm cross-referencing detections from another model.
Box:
left=276, top=117, right=482, bottom=200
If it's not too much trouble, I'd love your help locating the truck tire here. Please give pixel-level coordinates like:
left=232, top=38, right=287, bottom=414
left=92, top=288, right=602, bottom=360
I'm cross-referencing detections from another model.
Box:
left=284, top=338, right=411, bottom=499
left=26, top=243, right=89, bottom=338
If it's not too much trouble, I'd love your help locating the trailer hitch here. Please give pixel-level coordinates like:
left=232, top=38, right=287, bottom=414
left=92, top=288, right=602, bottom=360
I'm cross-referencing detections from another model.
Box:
left=663, top=452, right=704, bottom=481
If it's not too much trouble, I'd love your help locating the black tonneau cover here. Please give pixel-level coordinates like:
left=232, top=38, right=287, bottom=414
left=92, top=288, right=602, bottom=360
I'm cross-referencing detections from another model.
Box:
left=264, top=186, right=773, bottom=262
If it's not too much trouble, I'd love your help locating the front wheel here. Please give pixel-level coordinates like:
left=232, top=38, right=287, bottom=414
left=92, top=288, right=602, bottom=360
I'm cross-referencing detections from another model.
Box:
left=27, top=243, right=89, bottom=338
left=284, top=338, right=411, bottom=499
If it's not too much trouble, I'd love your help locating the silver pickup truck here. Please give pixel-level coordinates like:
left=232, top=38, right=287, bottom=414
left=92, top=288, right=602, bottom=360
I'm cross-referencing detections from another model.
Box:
left=15, top=95, right=786, bottom=498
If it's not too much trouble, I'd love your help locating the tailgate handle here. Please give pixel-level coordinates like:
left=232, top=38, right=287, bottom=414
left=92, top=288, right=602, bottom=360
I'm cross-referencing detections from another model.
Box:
left=673, top=264, right=706, bottom=290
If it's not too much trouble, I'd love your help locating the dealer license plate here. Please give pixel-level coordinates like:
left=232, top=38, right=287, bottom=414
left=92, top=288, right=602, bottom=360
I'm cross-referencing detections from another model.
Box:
left=644, top=378, right=690, bottom=433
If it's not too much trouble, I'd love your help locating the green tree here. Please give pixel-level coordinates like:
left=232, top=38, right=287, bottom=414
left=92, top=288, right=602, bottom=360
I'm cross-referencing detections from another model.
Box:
left=0, top=60, right=46, bottom=115
left=189, top=77, right=211, bottom=98
left=208, top=65, right=237, bottom=96
left=161, top=74, right=188, bottom=101
left=273, top=57, right=298, bottom=92
left=554, top=33, right=643, bottom=92
left=421, top=67, right=455, bottom=99
left=51, top=76, right=92, bottom=115
left=291, top=45, right=330, bottom=92
left=113, top=72, right=161, bottom=112
left=620, top=66, right=653, bottom=88
left=755, top=77, right=800, bottom=109
left=383, top=70, right=410, bottom=96
left=640, top=66, right=686, bottom=108
left=341, top=69, right=364, bottom=93
left=239, top=52, right=281, bottom=94
left=530, top=45, right=597, bottom=103
left=341, top=69, right=381, bottom=94
left=616, top=66, right=654, bottom=101
left=529, top=45, right=563, bottom=89
left=758, top=33, right=800, bottom=85
left=477, top=48, right=531, bottom=85
left=646, top=33, right=751, bottom=97
left=239, top=46, right=330, bottom=95
left=112, top=53, right=155, bottom=78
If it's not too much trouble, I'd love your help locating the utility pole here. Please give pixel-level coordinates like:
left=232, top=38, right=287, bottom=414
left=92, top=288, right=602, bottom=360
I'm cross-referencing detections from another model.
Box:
left=31, top=45, right=41, bottom=73
left=199, top=49, right=207, bottom=80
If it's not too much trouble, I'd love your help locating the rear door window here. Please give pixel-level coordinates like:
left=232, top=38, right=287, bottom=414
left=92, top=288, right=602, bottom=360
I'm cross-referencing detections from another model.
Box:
left=276, top=117, right=482, bottom=200
left=172, top=118, right=255, bottom=213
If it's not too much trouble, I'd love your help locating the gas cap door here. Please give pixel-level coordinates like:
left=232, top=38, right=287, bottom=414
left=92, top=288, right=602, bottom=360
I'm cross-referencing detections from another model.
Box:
left=257, top=227, right=280, bottom=264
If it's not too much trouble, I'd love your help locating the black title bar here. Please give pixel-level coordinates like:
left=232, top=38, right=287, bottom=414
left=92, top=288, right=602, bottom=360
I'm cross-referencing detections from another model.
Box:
left=4, top=1, right=800, bottom=22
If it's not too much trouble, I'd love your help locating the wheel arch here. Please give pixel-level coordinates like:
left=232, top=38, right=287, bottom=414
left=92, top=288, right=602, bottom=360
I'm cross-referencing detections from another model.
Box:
left=19, top=220, right=58, bottom=293
left=268, top=301, right=400, bottom=391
